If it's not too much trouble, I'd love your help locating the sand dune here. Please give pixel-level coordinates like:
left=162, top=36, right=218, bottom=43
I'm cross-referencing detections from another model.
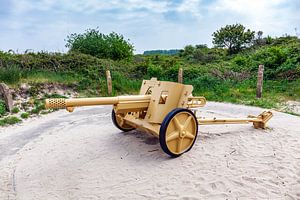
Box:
left=0, top=102, right=300, bottom=200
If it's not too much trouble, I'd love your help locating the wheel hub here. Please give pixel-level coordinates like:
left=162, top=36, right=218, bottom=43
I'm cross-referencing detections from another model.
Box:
left=180, top=130, right=186, bottom=138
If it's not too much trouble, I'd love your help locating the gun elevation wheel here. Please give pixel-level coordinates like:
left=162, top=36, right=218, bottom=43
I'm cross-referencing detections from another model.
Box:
left=112, top=110, right=135, bottom=132
left=159, top=108, right=198, bottom=157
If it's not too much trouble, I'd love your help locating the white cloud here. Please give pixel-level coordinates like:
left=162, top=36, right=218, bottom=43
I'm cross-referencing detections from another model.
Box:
left=208, top=0, right=299, bottom=36
left=12, top=0, right=172, bottom=14
left=1, top=0, right=299, bottom=53
left=177, top=0, right=202, bottom=17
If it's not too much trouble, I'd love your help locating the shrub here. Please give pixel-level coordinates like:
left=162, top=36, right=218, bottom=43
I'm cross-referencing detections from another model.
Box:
left=66, top=28, right=134, bottom=60
left=30, top=108, right=39, bottom=114
left=162, top=65, right=180, bottom=81
left=147, top=64, right=162, bottom=78
left=29, top=100, right=46, bottom=115
left=0, top=65, right=21, bottom=84
left=180, top=45, right=225, bottom=63
left=20, top=112, right=30, bottom=119
left=11, top=107, right=20, bottom=114
left=251, top=45, right=298, bottom=79
left=0, top=101, right=6, bottom=117
left=0, top=116, right=21, bottom=126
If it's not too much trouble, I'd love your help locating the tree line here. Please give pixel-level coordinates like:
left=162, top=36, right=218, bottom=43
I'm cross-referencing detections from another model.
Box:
left=65, top=23, right=278, bottom=60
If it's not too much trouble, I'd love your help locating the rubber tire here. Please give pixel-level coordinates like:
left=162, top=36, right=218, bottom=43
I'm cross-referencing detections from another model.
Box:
left=159, top=108, right=198, bottom=157
left=111, top=110, right=135, bottom=132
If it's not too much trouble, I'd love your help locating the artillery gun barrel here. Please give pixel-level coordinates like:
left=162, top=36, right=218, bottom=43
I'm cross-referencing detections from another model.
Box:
left=45, top=95, right=151, bottom=109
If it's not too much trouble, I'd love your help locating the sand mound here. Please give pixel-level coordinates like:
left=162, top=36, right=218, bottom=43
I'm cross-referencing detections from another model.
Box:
left=0, top=102, right=299, bottom=199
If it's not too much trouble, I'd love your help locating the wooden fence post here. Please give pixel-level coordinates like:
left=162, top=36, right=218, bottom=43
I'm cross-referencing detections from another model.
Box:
left=178, top=68, right=183, bottom=83
left=256, top=65, right=264, bottom=98
left=106, top=70, right=112, bottom=95
left=0, top=83, right=13, bottom=112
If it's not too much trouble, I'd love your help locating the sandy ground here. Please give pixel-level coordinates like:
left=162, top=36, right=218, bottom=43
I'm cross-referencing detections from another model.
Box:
left=0, top=102, right=300, bottom=200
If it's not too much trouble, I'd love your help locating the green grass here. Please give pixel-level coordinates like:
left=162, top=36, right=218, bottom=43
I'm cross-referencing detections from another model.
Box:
left=189, top=78, right=299, bottom=109
left=2, top=66, right=297, bottom=111
left=77, top=73, right=141, bottom=97
left=285, top=111, right=300, bottom=117
left=1, top=64, right=299, bottom=113
left=111, top=72, right=141, bottom=95
left=0, top=66, right=21, bottom=84
left=40, top=110, right=50, bottom=115
left=22, top=70, right=78, bottom=85
left=15, top=69, right=300, bottom=110
left=0, top=116, right=22, bottom=126
left=1, top=69, right=79, bottom=87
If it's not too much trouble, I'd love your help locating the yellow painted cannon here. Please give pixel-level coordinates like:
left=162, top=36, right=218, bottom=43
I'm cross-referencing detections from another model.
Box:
left=45, top=78, right=273, bottom=157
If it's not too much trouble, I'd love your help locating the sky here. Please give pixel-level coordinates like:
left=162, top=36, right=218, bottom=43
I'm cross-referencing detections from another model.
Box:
left=0, top=0, right=299, bottom=54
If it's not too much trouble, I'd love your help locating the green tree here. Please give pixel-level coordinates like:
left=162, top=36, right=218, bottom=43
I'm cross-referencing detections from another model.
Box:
left=180, top=45, right=195, bottom=59
left=212, top=24, right=255, bottom=54
left=65, top=28, right=134, bottom=60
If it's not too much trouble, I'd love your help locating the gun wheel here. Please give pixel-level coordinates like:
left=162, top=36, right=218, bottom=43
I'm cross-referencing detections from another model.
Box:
left=159, top=108, right=198, bottom=157
left=112, top=110, right=135, bottom=132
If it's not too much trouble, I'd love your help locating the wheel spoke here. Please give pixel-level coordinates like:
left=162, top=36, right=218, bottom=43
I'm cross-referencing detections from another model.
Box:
left=183, top=116, right=192, bottom=130
left=116, top=115, right=123, bottom=125
left=185, top=131, right=195, bottom=139
left=173, top=116, right=182, bottom=130
left=166, top=131, right=179, bottom=142
left=177, top=138, right=183, bottom=153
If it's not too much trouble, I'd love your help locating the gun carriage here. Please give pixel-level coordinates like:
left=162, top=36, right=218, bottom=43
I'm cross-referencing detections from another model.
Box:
left=46, top=78, right=272, bottom=157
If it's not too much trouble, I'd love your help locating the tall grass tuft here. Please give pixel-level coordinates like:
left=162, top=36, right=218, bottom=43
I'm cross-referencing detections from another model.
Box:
left=0, top=65, right=21, bottom=84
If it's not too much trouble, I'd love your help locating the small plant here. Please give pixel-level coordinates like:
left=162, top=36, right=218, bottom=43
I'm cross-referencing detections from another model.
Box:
left=0, top=101, right=6, bottom=117
left=28, top=85, right=40, bottom=97
left=20, top=112, right=30, bottom=119
left=11, top=107, right=20, bottom=114
left=30, top=108, right=39, bottom=114
left=0, top=116, right=22, bottom=126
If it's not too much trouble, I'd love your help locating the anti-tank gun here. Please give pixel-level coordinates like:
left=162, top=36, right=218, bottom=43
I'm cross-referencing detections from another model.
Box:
left=46, top=78, right=272, bottom=157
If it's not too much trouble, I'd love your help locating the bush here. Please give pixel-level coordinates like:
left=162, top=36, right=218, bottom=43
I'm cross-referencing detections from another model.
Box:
left=180, top=45, right=226, bottom=63
left=0, top=50, right=116, bottom=73
left=29, top=99, right=46, bottom=115
left=30, top=108, right=39, bottom=114
left=0, top=65, right=21, bottom=84
left=251, top=45, right=299, bottom=79
left=0, top=116, right=21, bottom=126
left=187, top=75, right=224, bottom=92
left=66, top=28, right=134, bottom=60
left=162, top=65, right=180, bottom=81
left=183, top=67, right=209, bottom=80
left=11, top=107, right=19, bottom=114
left=147, top=64, right=162, bottom=78
left=20, top=112, right=30, bottom=119
left=0, top=101, right=6, bottom=117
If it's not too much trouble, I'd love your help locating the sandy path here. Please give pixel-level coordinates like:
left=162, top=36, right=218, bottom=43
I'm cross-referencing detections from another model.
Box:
left=0, top=102, right=300, bottom=200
